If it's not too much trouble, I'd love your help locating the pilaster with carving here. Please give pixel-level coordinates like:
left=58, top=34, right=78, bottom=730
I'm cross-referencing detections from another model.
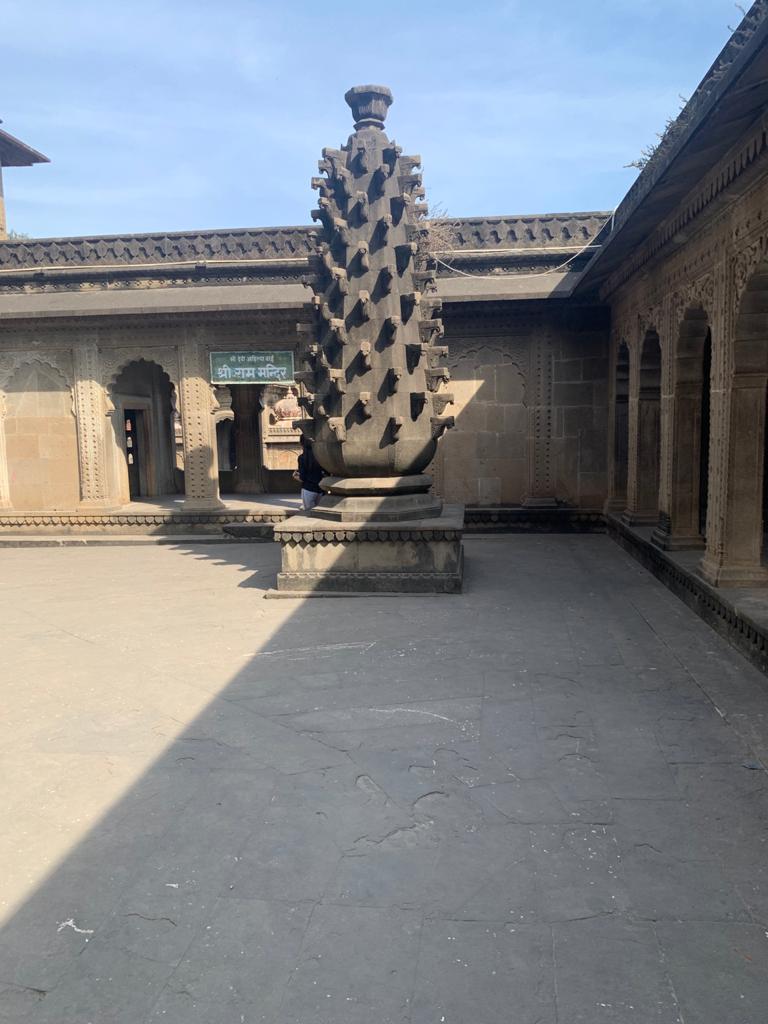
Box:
left=622, top=324, right=641, bottom=520
left=179, top=330, right=223, bottom=510
left=73, top=338, right=112, bottom=507
left=657, top=293, right=675, bottom=526
left=523, top=335, right=556, bottom=507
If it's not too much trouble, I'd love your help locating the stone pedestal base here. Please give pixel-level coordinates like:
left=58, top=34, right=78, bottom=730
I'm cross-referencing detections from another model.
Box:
left=268, top=505, right=464, bottom=596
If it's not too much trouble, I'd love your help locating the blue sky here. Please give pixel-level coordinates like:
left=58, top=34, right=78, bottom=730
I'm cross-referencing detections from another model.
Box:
left=0, top=0, right=744, bottom=238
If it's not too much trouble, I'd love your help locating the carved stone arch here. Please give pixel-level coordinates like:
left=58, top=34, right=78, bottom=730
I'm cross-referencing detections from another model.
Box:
left=106, top=353, right=182, bottom=502
left=0, top=351, right=74, bottom=396
left=101, top=347, right=181, bottom=406
left=733, top=236, right=768, bottom=319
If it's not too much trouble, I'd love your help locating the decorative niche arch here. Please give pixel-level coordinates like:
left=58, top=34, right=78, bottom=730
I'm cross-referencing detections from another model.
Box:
left=0, top=351, right=74, bottom=396
left=1, top=356, right=80, bottom=511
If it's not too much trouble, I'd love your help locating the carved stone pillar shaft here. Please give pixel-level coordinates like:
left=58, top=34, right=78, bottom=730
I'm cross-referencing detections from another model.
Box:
left=179, top=333, right=224, bottom=511
left=654, top=382, right=705, bottom=547
left=605, top=340, right=629, bottom=514
left=701, top=371, right=768, bottom=585
left=73, top=340, right=112, bottom=507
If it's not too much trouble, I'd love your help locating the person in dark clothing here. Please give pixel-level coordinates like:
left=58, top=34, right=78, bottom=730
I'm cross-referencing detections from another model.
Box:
left=294, top=435, right=324, bottom=511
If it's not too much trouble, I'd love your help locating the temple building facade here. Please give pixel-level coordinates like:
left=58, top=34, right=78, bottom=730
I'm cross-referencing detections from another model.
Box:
left=2, top=3, right=768, bottom=601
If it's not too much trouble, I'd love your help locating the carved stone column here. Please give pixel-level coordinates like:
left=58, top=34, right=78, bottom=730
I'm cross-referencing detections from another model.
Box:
left=73, top=338, right=113, bottom=508
left=654, top=378, right=704, bottom=547
left=0, top=394, right=11, bottom=509
left=622, top=340, right=641, bottom=521
left=624, top=332, right=661, bottom=525
left=605, top=339, right=629, bottom=514
left=179, top=332, right=224, bottom=511
left=701, top=370, right=768, bottom=586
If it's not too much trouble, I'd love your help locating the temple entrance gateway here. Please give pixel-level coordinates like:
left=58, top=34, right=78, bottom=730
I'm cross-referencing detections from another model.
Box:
left=209, top=351, right=301, bottom=497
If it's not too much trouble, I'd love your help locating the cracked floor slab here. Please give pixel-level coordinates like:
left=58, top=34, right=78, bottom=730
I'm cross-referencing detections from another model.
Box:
left=0, top=536, right=767, bottom=1022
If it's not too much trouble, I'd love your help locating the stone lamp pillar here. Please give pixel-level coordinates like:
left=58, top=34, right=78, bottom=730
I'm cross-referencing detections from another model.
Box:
left=270, top=85, right=463, bottom=595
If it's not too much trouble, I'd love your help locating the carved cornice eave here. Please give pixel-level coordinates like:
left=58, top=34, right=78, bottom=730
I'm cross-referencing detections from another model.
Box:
left=600, top=114, right=768, bottom=301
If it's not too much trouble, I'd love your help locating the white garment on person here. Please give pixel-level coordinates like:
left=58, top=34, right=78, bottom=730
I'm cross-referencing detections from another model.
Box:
left=301, top=488, right=320, bottom=511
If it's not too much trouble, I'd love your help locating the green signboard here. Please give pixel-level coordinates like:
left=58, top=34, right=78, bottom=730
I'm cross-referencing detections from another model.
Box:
left=209, top=351, right=295, bottom=385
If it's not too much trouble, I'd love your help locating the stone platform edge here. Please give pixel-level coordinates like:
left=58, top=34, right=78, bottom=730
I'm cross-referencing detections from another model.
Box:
left=607, top=513, right=768, bottom=677
left=269, top=505, right=465, bottom=597
left=0, top=504, right=606, bottom=540
left=0, top=508, right=295, bottom=537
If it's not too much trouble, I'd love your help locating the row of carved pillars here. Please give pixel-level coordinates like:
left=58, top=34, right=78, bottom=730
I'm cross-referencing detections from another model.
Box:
left=0, top=332, right=223, bottom=513
left=607, top=268, right=768, bottom=587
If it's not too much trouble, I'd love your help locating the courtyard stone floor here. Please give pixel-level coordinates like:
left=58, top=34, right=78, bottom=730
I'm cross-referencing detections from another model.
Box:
left=1, top=535, right=768, bottom=1023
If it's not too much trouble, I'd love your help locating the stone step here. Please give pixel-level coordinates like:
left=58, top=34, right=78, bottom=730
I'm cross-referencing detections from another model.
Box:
left=0, top=534, right=250, bottom=548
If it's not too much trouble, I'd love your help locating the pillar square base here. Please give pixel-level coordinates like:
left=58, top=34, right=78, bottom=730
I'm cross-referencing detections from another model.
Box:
left=699, top=558, right=768, bottom=588
left=621, top=511, right=659, bottom=527
left=269, top=504, right=464, bottom=596
left=182, top=497, right=226, bottom=512
left=651, top=527, right=705, bottom=551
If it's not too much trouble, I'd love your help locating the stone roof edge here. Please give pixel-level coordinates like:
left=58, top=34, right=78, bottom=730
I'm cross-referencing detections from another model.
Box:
left=0, top=211, right=607, bottom=249
left=582, top=1, right=768, bottom=278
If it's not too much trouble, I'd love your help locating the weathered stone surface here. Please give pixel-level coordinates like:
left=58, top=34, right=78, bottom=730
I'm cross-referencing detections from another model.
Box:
left=0, top=537, right=766, bottom=1021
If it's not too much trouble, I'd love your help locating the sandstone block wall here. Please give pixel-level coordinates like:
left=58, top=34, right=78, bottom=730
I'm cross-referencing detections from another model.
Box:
left=434, top=304, right=609, bottom=509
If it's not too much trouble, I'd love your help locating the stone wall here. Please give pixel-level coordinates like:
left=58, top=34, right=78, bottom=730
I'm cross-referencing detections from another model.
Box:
left=4, top=360, right=79, bottom=510
left=0, top=305, right=611, bottom=517
left=434, top=303, right=609, bottom=509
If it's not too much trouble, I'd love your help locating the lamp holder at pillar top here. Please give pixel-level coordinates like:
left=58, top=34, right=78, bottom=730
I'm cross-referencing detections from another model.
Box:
left=344, top=85, right=393, bottom=130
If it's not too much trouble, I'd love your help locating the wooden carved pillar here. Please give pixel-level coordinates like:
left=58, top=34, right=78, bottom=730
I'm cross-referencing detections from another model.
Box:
left=179, top=332, right=224, bottom=511
left=73, top=339, right=113, bottom=507
left=0, top=393, right=10, bottom=509
left=523, top=335, right=557, bottom=507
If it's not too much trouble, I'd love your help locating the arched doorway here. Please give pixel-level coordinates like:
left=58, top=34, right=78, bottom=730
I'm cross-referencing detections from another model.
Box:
left=631, top=330, right=661, bottom=523
left=611, top=342, right=630, bottom=510
left=654, top=309, right=711, bottom=548
left=110, top=360, right=178, bottom=503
